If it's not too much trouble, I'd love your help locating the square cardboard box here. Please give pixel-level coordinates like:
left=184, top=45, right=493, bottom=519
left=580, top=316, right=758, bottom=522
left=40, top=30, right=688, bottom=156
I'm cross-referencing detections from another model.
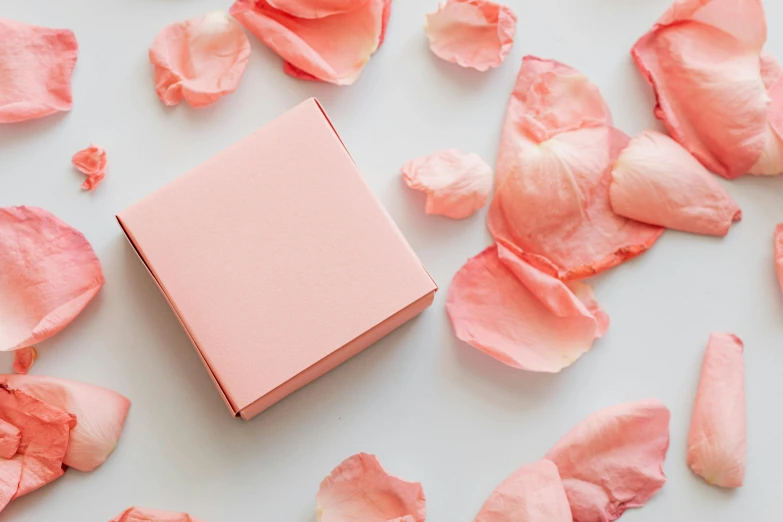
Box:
left=117, top=98, right=437, bottom=420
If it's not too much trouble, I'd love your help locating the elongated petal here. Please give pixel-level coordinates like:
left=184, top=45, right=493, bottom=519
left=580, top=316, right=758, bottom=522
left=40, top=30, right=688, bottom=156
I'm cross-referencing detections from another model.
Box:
left=1, top=375, right=130, bottom=472
left=474, top=459, right=572, bottom=522
left=267, top=0, right=369, bottom=18
left=0, top=207, right=104, bottom=352
left=0, top=18, right=78, bottom=123
left=0, top=419, right=20, bottom=460
left=316, top=453, right=426, bottom=522
left=12, top=347, right=37, bottom=375
left=775, top=224, right=783, bottom=295
left=425, top=0, right=517, bottom=72
left=687, top=333, right=746, bottom=488
left=545, top=399, right=671, bottom=521
left=610, top=130, right=741, bottom=236
left=110, top=507, right=205, bottom=522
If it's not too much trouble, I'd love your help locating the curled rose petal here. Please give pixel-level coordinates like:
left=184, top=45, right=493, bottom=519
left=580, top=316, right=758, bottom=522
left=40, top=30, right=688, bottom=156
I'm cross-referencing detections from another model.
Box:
left=12, top=347, right=37, bottom=375
left=401, top=149, right=493, bottom=219
left=490, top=56, right=662, bottom=280
left=110, top=507, right=205, bottom=522
left=775, top=224, right=783, bottom=295
left=545, top=399, right=671, bottom=522
left=72, top=144, right=108, bottom=191
left=610, top=130, right=742, bottom=236
left=0, top=18, right=78, bottom=123
left=2, top=375, right=130, bottom=472
left=149, top=12, right=250, bottom=108
left=425, top=0, right=517, bottom=71
left=687, top=333, right=746, bottom=488
left=474, top=459, right=572, bottom=522
left=267, top=0, right=369, bottom=18
left=316, top=453, right=426, bottom=522
left=0, top=207, right=104, bottom=352
left=0, top=419, right=20, bottom=460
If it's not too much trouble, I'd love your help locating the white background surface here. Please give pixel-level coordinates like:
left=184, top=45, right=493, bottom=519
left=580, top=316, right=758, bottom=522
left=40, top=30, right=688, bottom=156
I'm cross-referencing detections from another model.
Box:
left=1, top=0, right=782, bottom=520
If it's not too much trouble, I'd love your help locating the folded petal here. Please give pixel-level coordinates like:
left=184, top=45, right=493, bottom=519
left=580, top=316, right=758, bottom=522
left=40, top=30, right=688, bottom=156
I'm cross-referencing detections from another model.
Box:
left=1, top=375, right=130, bottom=472
left=110, top=507, right=205, bottom=522
left=545, top=399, right=671, bottom=522
left=267, top=0, right=369, bottom=18
left=72, top=144, right=108, bottom=191
left=473, top=459, right=572, bottom=522
left=0, top=18, right=78, bottom=123
left=0, top=207, right=104, bottom=352
left=402, top=149, right=493, bottom=219
left=316, top=453, right=426, bottom=522
left=0, top=419, right=20, bottom=460
left=687, top=333, right=746, bottom=488
left=230, top=0, right=386, bottom=85
left=12, top=347, right=37, bottom=375
left=425, top=0, right=517, bottom=71
left=775, top=224, right=783, bottom=295
left=610, top=130, right=741, bottom=236
left=149, top=12, right=250, bottom=108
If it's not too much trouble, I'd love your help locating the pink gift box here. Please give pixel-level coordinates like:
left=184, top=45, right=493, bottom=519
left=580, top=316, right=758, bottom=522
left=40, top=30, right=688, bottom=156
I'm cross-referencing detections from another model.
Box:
left=117, top=99, right=437, bottom=420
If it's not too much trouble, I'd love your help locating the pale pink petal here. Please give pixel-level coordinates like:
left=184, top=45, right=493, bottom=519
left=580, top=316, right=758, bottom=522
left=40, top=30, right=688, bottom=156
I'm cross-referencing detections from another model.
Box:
left=750, top=76, right=783, bottom=175
left=316, top=453, right=426, bottom=522
left=760, top=54, right=782, bottom=90
left=775, top=224, right=783, bottom=295
left=0, top=207, right=104, bottom=352
left=425, top=0, right=517, bottom=72
left=267, top=0, right=369, bottom=18
left=474, top=459, right=572, bottom=522
left=149, top=12, right=250, bottom=108
left=545, top=399, right=671, bottom=522
left=687, top=333, right=746, bottom=488
left=0, top=18, right=78, bottom=123
left=0, top=419, right=20, bottom=460
left=12, top=347, right=37, bottom=375
left=402, top=149, right=493, bottom=219
left=72, top=144, right=108, bottom=191
left=610, top=130, right=742, bottom=236
left=231, top=0, right=387, bottom=85
left=110, top=507, right=205, bottom=522
left=1, top=375, right=130, bottom=472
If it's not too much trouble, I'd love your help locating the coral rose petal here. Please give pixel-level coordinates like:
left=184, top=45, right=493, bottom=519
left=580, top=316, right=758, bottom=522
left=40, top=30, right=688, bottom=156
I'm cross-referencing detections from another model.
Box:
left=12, top=347, right=37, bottom=375
left=230, top=0, right=386, bottom=85
left=425, top=0, right=517, bottom=71
left=610, top=130, right=742, bottom=236
left=0, top=419, right=21, bottom=460
left=401, top=149, right=493, bottom=219
left=545, top=399, right=670, bottom=521
left=750, top=76, right=783, bottom=175
left=149, top=12, right=250, bottom=108
left=316, top=453, right=426, bottom=522
left=2, top=375, right=130, bottom=472
left=687, top=333, right=746, bottom=488
left=267, top=0, right=369, bottom=18
left=0, top=18, right=78, bottom=123
left=474, top=459, right=572, bottom=522
left=72, top=144, right=108, bottom=191
left=110, top=507, right=205, bottom=522
left=760, top=54, right=782, bottom=91
left=0, top=207, right=104, bottom=352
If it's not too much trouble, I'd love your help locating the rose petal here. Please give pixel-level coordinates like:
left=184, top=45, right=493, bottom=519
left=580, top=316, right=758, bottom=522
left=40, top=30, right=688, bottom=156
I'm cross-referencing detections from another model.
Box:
left=750, top=76, right=783, bottom=175
left=401, top=149, right=493, bottom=219
left=473, top=459, right=572, bottom=522
left=610, top=130, right=742, bottom=236
left=0, top=207, right=104, bottom=352
left=760, top=54, right=782, bottom=90
left=316, top=453, right=426, bottom=522
left=0, top=18, right=78, bottom=123
left=230, top=0, right=387, bottom=85
left=267, top=0, right=369, bottom=18
left=425, top=0, right=517, bottom=72
left=687, top=333, right=746, bottom=488
left=12, top=347, right=37, bottom=375
left=775, top=224, right=783, bottom=295
left=545, top=399, right=671, bottom=522
left=0, top=419, right=20, bottom=460
left=110, top=507, right=205, bottom=522
left=149, top=11, right=250, bottom=108
left=72, top=144, right=108, bottom=191
left=1, top=375, right=130, bottom=472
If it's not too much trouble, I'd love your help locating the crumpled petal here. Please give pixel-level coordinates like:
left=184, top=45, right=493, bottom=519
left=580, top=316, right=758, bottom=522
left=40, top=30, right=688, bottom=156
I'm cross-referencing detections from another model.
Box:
left=401, top=149, right=493, bottom=219
left=545, top=399, right=671, bottom=522
left=610, top=130, right=742, bottom=236
left=12, top=347, right=37, bottom=375
left=425, top=0, right=517, bottom=71
left=473, top=459, right=572, bottom=522
left=149, top=12, right=250, bottom=108
left=446, top=245, right=607, bottom=372
left=230, top=0, right=388, bottom=85
left=0, top=18, right=78, bottom=123
left=0, top=207, right=104, bottom=352
left=267, top=0, right=369, bottom=18
left=110, top=507, right=205, bottom=522
left=316, top=453, right=426, bottom=522
left=775, top=224, right=783, bottom=295
left=687, top=333, right=746, bottom=488
left=632, top=0, right=783, bottom=178
left=72, top=144, right=108, bottom=191
left=490, top=56, right=662, bottom=281
left=1, top=375, right=130, bottom=472
left=0, top=419, right=21, bottom=460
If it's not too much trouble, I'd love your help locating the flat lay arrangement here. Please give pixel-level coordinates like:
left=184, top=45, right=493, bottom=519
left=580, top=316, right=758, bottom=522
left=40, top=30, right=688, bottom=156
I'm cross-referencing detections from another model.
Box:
left=1, top=0, right=782, bottom=520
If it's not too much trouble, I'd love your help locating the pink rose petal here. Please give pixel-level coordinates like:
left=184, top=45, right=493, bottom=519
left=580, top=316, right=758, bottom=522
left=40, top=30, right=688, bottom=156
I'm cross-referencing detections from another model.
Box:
left=12, top=347, right=37, bottom=375
left=402, top=149, right=493, bottom=219
left=0, top=18, right=78, bottom=123
left=267, top=0, right=369, bottom=18
left=490, top=56, right=663, bottom=281
left=425, top=0, right=517, bottom=72
left=72, top=144, right=108, bottom=191
left=2, top=375, right=130, bottom=472
left=316, top=453, right=426, bottom=522
left=775, top=224, right=783, bottom=295
left=545, top=399, right=671, bottom=522
left=687, top=333, right=746, bottom=488
left=110, top=507, right=205, bottom=522
left=473, top=459, right=572, bottom=522
left=610, top=130, right=742, bottom=236
left=0, top=206, right=104, bottom=352
left=149, top=12, right=250, bottom=108
left=0, top=419, right=21, bottom=460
